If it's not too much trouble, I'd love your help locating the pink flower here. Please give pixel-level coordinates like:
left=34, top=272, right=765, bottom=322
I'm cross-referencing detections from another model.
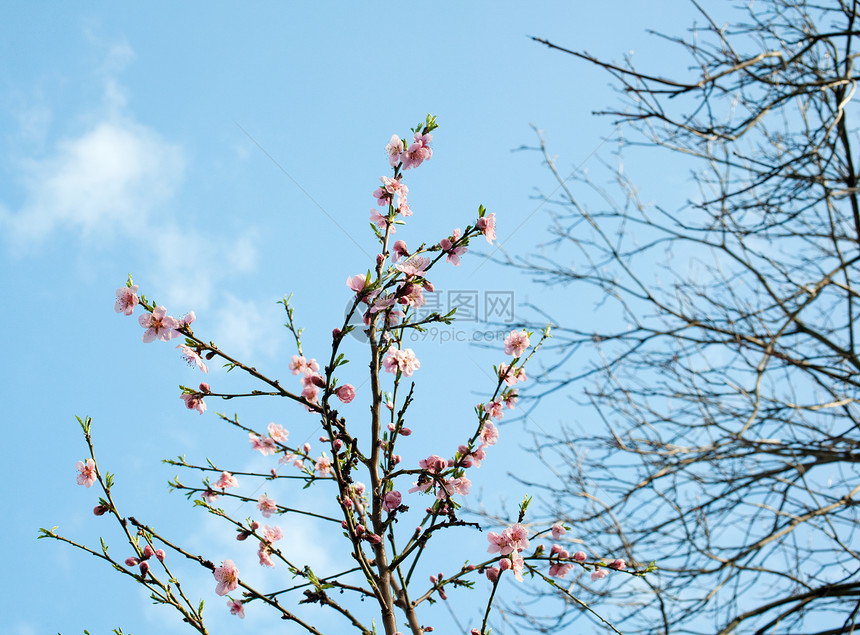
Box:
left=249, top=433, right=276, bottom=456
left=480, top=421, right=499, bottom=446
left=476, top=213, right=496, bottom=244
left=549, top=562, right=574, bottom=578
left=392, top=240, right=409, bottom=262
left=383, top=347, right=420, bottom=377
left=610, top=558, right=627, bottom=570
left=258, top=543, right=275, bottom=567
left=504, top=391, right=518, bottom=409
left=177, top=345, right=209, bottom=373
left=370, top=209, right=394, bottom=232
left=386, top=134, right=403, bottom=166
left=591, top=567, right=609, bottom=581
left=213, top=560, right=240, bottom=596
left=214, top=471, right=238, bottom=490
left=498, top=363, right=525, bottom=386
left=181, top=391, right=206, bottom=415
left=75, top=458, right=97, bottom=487
left=201, top=489, right=219, bottom=503
left=507, top=523, right=530, bottom=552
left=419, top=455, right=450, bottom=473
left=440, top=228, right=467, bottom=266
left=257, top=495, right=277, bottom=518
left=139, top=306, right=180, bottom=343
left=315, top=453, right=332, bottom=476
left=504, top=330, right=530, bottom=357
left=382, top=490, right=402, bottom=512
left=262, top=524, right=283, bottom=543
left=228, top=599, right=245, bottom=619
left=289, top=355, right=319, bottom=376
left=401, top=132, right=432, bottom=169
left=346, top=274, right=367, bottom=294
left=267, top=422, right=289, bottom=443
left=115, top=285, right=139, bottom=316
left=336, top=384, right=356, bottom=403
left=395, top=256, right=430, bottom=277
left=510, top=550, right=526, bottom=582
left=551, top=523, right=566, bottom=540
left=486, top=400, right=504, bottom=420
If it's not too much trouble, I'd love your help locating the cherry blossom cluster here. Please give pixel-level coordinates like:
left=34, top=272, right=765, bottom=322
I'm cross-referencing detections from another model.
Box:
left=56, top=117, right=640, bottom=635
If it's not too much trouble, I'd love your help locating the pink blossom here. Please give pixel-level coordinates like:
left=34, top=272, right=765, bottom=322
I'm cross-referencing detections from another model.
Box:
left=507, top=523, right=530, bottom=552
left=504, top=391, right=518, bottom=409
left=346, top=274, right=367, bottom=294
left=336, top=384, right=356, bottom=403
left=267, top=422, right=289, bottom=443
left=249, top=433, right=276, bottom=456
left=383, top=347, right=421, bottom=377
left=382, top=490, right=402, bottom=512
left=439, top=476, right=471, bottom=499
left=510, top=550, right=525, bottom=582
left=258, top=543, right=275, bottom=567
left=591, top=567, right=609, bottom=581
left=392, top=240, right=409, bottom=262
left=181, top=391, right=206, bottom=415
left=177, top=345, right=209, bottom=373
left=139, top=306, right=180, bottom=343
left=315, top=453, right=332, bottom=476
left=370, top=209, right=394, bottom=232
left=504, top=330, right=530, bottom=357
left=302, top=384, right=320, bottom=404
left=486, top=399, right=504, bottom=420
left=214, top=471, right=238, bottom=490
left=401, top=132, right=433, bottom=170
left=610, top=558, right=627, bottom=570
left=202, top=489, right=219, bottom=503
left=476, top=213, right=496, bottom=244
left=75, top=458, right=97, bottom=488
left=386, top=134, right=403, bottom=167
left=213, top=560, right=240, bottom=596
left=549, top=562, right=574, bottom=578
left=398, top=198, right=412, bottom=217
left=498, top=363, right=526, bottom=386
left=440, top=228, right=467, bottom=266
left=115, top=285, right=139, bottom=316
left=262, top=524, right=283, bottom=543
left=257, top=495, right=277, bottom=518
left=228, top=599, right=245, bottom=618
left=480, top=421, right=499, bottom=446
left=395, top=256, right=430, bottom=277
left=289, top=355, right=319, bottom=376
left=551, top=523, right=567, bottom=540
left=419, top=455, right=450, bottom=473
left=573, top=551, right=587, bottom=562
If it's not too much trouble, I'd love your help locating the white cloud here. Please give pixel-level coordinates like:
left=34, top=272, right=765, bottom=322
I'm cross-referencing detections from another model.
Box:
left=210, top=293, right=283, bottom=360
left=1, top=116, right=184, bottom=249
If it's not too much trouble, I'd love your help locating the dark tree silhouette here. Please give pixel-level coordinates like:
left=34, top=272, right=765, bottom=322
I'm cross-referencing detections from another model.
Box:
left=506, top=2, right=860, bottom=633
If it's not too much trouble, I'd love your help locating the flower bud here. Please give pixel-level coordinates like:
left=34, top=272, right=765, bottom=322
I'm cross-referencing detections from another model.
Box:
left=573, top=551, right=586, bottom=562
left=93, top=504, right=109, bottom=516
left=610, top=558, right=627, bottom=570
left=333, top=439, right=344, bottom=451
left=332, top=328, right=342, bottom=339
left=199, top=382, right=211, bottom=394
left=143, top=544, right=155, bottom=559
left=125, top=557, right=140, bottom=567
left=392, top=454, right=401, bottom=464
left=499, top=558, right=511, bottom=572
left=424, top=280, right=435, bottom=293
left=155, top=549, right=166, bottom=562
left=139, top=560, right=150, bottom=575
left=400, top=427, right=412, bottom=436
left=250, top=520, right=260, bottom=530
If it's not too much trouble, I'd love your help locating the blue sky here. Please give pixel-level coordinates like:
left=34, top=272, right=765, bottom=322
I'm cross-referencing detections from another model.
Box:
left=1, top=3, right=700, bottom=634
